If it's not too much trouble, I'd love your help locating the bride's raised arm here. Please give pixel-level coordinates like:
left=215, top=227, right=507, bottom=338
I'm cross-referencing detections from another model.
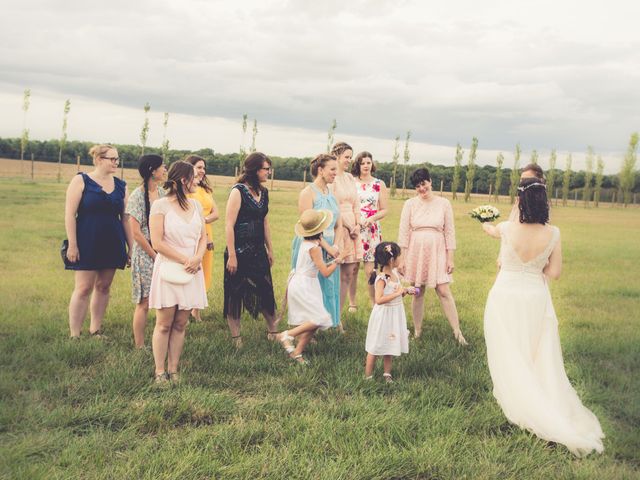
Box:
left=482, top=222, right=502, bottom=238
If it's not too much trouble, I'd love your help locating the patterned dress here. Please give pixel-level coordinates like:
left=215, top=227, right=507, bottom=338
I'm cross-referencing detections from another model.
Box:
left=223, top=184, right=276, bottom=319
left=355, top=178, right=384, bottom=263
left=126, top=185, right=165, bottom=303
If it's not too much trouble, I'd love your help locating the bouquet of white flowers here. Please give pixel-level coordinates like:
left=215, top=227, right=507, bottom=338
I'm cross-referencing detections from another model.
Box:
left=469, top=205, right=500, bottom=223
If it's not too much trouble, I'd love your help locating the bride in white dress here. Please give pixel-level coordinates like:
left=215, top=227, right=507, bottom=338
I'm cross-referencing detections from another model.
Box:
left=482, top=177, right=604, bottom=457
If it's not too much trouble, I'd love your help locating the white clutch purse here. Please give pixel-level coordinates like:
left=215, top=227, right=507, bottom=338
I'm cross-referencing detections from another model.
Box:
left=159, top=261, right=195, bottom=285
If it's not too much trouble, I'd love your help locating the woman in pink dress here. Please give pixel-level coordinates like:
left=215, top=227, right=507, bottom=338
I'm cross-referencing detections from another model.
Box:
left=149, top=161, right=208, bottom=385
left=330, top=142, right=363, bottom=325
left=398, top=168, right=467, bottom=344
left=352, top=151, right=388, bottom=306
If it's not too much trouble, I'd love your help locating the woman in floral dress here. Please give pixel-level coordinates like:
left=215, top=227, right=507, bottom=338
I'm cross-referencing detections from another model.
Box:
left=351, top=152, right=388, bottom=306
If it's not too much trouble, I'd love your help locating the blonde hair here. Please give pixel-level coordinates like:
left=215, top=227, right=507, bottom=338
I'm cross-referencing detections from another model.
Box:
left=89, top=144, right=116, bottom=165
left=331, top=141, right=352, bottom=158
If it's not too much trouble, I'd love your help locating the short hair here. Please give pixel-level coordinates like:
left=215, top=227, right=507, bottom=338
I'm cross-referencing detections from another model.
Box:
left=410, top=168, right=431, bottom=187
left=351, top=151, right=376, bottom=177
left=518, top=177, right=549, bottom=225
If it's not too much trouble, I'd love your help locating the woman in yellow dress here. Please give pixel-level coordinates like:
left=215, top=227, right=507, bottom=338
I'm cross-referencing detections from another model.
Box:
left=185, top=155, right=220, bottom=321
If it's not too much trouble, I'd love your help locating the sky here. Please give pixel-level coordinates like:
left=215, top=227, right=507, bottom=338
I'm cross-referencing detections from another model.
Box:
left=1, top=0, right=639, bottom=173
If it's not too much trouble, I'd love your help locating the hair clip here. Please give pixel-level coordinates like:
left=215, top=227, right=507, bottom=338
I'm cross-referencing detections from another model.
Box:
left=517, top=182, right=546, bottom=192
left=384, top=244, right=394, bottom=257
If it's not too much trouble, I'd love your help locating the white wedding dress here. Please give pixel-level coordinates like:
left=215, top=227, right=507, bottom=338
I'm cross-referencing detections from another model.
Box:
left=484, top=222, right=604, bottom=457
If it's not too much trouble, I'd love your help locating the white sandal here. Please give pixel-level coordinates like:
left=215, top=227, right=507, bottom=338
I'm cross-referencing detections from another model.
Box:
left=278, top=331, right=295, bottom=354
left=383, top=373, right=394, bottom=383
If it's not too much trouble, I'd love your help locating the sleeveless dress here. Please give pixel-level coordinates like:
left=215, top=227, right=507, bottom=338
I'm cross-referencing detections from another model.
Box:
left=66, top=173, right=128, bottom=271
left=355, top=178, right=384, bottom=263
left=287, top=241, right=333, bottom=329
left=290, top=184, right=341, bottom=327
left=189, top=186, right=214, bottom=290
left=148, top=198, right=208, bottom=310
left=223, top=184, right=276, bottom=319
left=126, top=185, right=165, bottom=303
left=365, top=270, right=409, bottom=356
left=332, top=172, right=363, bottom=263
left=484, top=222, right=604, bottom=457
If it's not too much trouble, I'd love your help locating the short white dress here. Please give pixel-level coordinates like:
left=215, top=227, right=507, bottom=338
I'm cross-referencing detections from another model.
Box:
left=287, top=240, right=333, bottom=329
left=365, top=271, right=410, bottom=356
left=148, top=198, right=208, bottom=311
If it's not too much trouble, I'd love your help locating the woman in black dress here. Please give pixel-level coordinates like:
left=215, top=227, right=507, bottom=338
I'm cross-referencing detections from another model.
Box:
left=223, top=152, right=277, bottom=347
left=64, top=144, right=133, bottom=338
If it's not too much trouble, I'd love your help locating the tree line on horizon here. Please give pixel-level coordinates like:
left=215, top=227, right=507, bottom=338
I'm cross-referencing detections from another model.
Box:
left=8, top=88, right=639, bottom=206
left=2, top=135, right=638, bottom=205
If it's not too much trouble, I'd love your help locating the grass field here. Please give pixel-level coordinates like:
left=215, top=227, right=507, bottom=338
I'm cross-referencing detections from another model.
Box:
left=0, top=176, right=638, bottom=479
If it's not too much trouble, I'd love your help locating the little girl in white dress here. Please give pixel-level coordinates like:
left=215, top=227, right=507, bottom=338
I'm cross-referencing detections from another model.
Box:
left=365, top=242, right=414, bottom=382
left=278, top=209, right=345, bottom=364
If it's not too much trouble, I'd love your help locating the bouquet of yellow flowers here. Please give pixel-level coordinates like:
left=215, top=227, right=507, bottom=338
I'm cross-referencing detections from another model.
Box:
left=469, top=205, right=500, bottom=223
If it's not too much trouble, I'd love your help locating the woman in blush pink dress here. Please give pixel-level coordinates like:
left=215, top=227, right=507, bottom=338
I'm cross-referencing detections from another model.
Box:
left=397, top=168, right=467, bottom=344
left=149, top=161, right=208, bottom=385
left=330, top=142, right=363, bottom=324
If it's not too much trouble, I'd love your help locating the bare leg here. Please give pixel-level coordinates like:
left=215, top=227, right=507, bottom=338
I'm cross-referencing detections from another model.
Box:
left=68, top=271, right=97, bottom=337
left=365, top=353, right=377, bottom=377
left=226, top=315, right=241, bottom=347
left=133, top=297, right=149, bottom=348
left=287, top=322, right=320, bottom=338
left=340, top=263, right=358, bottom=312
left=383, top=355, right=393, bottom=375
left=363, top=262, right=375, bottom=306
left=191, top=308, right=202, bottom=322
left=153, top=306, right=177, bottom=374
left=261, top=308, right=278, bottom=337
left=293, top=330, right=315, bottom=356
left=411, top=286, right=426, bottom=338
left=348, top=262, right=360, bottom=308
left=167, top=309, right=190, bottom=373
left=89, top=269, right=117, bottom=334
left=435, top=283, right=467, bottom=344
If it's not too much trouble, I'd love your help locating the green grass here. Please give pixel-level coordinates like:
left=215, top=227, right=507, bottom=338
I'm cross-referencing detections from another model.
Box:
left=0, top=179, right=638, bottom=479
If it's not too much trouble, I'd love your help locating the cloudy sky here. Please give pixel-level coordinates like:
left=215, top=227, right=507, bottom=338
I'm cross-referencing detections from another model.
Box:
left=1, top=0, right=638, bottom=172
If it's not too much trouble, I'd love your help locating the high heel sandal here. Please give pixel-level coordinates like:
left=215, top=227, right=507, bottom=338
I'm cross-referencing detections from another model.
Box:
left=291, top=354, right=309, bottom=365
left=277, top=331, right=295, bottom=354
left=348, top=304, right=357, bottom=313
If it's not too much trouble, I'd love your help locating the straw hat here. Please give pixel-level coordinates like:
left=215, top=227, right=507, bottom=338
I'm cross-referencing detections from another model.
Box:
left=294, top=209, right=333, bottom=237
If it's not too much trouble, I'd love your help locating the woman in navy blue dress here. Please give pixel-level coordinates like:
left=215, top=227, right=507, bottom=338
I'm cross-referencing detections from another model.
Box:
left=64, top=144, right=133, bottom=339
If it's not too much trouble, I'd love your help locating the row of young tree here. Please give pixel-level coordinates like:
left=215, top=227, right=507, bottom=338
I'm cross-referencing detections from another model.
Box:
left=3, top=134, right=638, bottom=206
left=10, top=89, right=639, bottom=206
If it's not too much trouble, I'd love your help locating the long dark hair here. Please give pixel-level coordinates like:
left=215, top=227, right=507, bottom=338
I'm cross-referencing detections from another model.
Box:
left=184, top=154, right=213, bottom=193
left=164, top=161, right=194, bottom=211
left=238, top=152, right=271, bottom=193
left=368, top=241, right=402, bottom=285
left=518, top=177, right=549, bottom=225
left=521, top=163, right=545, bottom=180
left=137, top=154, right=164, bottom=227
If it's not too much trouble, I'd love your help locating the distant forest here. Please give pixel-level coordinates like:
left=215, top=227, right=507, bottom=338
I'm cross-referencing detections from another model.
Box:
left=0, top=136, right=634, bottom=198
